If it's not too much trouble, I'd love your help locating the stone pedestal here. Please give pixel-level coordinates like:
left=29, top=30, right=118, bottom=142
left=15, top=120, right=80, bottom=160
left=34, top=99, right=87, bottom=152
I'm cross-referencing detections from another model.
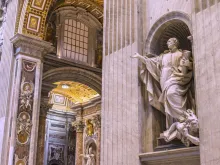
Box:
left=8, top=34, right=53, bottom=165
left=154, top=138, right=185, bottom=152
left=140, top=147, right=200, bottom=165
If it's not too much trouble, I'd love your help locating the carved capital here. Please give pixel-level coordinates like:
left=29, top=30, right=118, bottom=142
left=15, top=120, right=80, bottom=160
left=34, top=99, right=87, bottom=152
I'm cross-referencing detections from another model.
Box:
left=10, top=34, right=54, bottom=59
left=72, top=120, right=85, bottom=133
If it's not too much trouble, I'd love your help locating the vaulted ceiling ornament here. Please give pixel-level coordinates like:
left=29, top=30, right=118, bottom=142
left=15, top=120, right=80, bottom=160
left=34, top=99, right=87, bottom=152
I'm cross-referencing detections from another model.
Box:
left=51, top=81, right=100, bottom=104
left=15, top=0, right=103, bottom=39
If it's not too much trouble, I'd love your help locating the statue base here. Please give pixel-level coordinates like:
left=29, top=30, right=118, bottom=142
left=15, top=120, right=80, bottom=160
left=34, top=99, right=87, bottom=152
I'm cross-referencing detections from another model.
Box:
left=154, top=137, right=185, bottom=151
left=140, top=146, right=200, bottom=165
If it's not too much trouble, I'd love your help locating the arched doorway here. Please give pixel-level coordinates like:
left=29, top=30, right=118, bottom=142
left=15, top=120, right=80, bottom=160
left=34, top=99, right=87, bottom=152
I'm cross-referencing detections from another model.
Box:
left=37, top=67, right=102, bottom=165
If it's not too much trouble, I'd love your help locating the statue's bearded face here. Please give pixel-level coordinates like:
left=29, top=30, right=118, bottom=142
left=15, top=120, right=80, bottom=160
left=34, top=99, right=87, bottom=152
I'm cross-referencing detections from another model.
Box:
left=167, top=39, right=176, bottom=49
left=167, top=38, right=179, bottom=49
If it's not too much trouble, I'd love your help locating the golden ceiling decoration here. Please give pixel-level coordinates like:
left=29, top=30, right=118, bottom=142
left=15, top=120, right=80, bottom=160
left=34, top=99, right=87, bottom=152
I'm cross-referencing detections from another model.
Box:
left=16, top=0, right=103, bottom=39
left=51, top=81, right=99, bottom=104
left=50, top=0, right=104, bottom=24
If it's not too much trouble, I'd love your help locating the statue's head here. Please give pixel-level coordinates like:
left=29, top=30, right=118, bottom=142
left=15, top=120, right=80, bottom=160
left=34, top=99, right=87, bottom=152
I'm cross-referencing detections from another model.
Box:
left=190, top=120, right=199, bottom=132
left=167, top=38, right=179, bottom=50
left=88, top=147, right=93, bottom=154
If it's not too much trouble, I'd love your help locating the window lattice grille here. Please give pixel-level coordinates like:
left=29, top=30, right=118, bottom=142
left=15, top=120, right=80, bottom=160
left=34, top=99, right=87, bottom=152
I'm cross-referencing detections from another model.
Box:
left=63, top=19, right=88, bottom=62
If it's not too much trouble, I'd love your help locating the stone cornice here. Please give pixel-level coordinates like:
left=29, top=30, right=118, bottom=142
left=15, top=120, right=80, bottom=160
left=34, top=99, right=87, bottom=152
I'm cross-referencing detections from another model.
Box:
left=10, top=34, right=54, bottom=59
left=139, top=147, right=200, bottom=165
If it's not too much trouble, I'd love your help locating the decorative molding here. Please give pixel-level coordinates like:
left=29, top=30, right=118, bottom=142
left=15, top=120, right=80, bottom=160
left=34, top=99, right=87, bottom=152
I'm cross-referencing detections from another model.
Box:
left=22, top=0, right=52, bottom=38
left=139, top=147, right=200, bottom=165
left=54, top=6, right=102, bottom=29
left=13, top=59, right=37, bottom=164
left=32, top=0, right=47, bottom=10
left=11, top=33, right=54, bottom=59
left=27, top=13, right=41, bottom=32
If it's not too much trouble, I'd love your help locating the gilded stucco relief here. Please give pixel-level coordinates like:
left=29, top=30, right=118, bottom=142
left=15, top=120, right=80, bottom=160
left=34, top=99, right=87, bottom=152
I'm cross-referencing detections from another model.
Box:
left=15, top=0, right=103, bottom=39
left=51, top=81, right=99, bottom=104
left=14, top=60, right=36, bottom=165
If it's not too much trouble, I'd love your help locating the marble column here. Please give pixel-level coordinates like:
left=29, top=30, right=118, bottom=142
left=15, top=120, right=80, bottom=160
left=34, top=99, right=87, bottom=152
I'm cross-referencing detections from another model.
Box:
left=73, top=120, right=85, bottom=165
left=192, top=1, right=220, bottom=164
left=101, top=0, right=141, bottom=164
left=8, top=34, right=53, bottom=165
left=36, top=103, right=52, bottom=165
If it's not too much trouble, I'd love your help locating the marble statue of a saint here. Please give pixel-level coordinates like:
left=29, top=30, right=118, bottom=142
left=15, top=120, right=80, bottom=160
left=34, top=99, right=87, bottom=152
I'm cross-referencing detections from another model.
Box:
left=84, top=147, right=95, bottom=165
left=131, top=37, right=199, bottom=146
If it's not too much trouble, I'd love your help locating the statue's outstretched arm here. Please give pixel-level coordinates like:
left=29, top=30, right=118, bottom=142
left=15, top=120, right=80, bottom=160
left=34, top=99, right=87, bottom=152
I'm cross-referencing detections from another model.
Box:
left=131, top=52, right=147, bottom=64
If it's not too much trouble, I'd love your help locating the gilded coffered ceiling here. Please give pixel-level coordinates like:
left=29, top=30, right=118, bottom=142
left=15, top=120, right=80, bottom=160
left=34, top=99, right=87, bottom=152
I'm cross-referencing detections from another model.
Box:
left=51, top=81, right=100, bottom=104
left=16, top=0, right=103, bottom=39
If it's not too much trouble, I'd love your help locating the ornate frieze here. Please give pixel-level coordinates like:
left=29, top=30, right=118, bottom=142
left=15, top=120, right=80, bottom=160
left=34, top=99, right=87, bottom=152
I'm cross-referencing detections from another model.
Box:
left=14, top=60, right=36, bottom=165
left=19, top=77, right=34, bottom=111
left=15, top=0, right=103, bottom=39
left=16, top=112, right=32, bottom=145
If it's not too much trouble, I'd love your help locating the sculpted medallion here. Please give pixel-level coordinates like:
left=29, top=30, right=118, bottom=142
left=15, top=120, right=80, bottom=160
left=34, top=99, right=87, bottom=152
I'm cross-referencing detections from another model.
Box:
left=17, top=112, right=32, bottom=144
left=20, top=77, right=34, bottom=111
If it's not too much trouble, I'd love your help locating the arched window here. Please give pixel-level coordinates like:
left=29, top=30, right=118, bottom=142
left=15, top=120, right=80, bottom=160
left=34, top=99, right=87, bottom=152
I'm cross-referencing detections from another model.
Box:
left=63, top=19, right=88, bottom=62
left=52, top=7, right=102, bottom=67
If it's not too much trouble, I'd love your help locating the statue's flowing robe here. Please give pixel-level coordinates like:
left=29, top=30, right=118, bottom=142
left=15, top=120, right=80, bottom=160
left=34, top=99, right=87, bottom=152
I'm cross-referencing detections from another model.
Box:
left=86, top=155, right=95, bottom=165
left=140, top=51, right=195, bottom=127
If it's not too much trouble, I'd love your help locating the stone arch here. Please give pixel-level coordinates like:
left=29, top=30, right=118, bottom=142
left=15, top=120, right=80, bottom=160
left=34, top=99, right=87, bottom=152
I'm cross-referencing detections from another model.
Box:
left=15, top=0, right=103, bottom=39
left=145, top=11, right=192, bottom=54
left=42, top=67, right=102, bottom=96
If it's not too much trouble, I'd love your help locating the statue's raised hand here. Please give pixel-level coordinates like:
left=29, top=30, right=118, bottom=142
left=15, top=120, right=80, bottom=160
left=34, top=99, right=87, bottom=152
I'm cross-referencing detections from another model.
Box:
left=130, top=52, right=141, bottom=58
